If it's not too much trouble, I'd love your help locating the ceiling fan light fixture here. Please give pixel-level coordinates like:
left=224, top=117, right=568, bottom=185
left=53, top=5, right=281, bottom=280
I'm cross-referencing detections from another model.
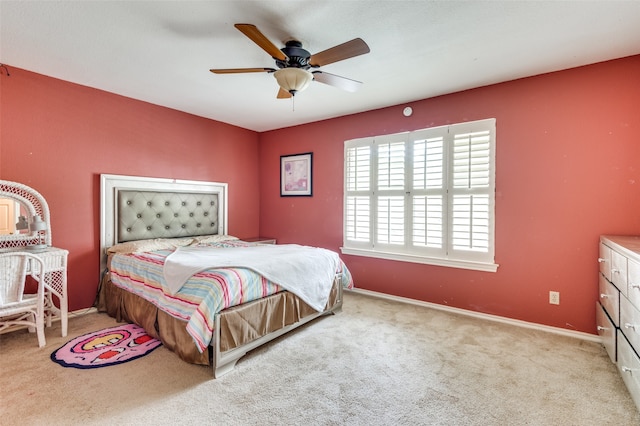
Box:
left=274, top=68, right=313, bottom=96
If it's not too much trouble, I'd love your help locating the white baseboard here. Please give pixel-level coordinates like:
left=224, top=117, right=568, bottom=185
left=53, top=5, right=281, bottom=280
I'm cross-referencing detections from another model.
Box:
left=5, top=295, right=602, bottom=345
left=347, top=288, right=602, bottom=344
left=68, top=306, right=98, bottom=318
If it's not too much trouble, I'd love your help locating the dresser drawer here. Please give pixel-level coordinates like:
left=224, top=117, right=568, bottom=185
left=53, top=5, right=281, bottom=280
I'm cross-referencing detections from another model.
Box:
left=597, top=302, right=617, bottom=363
left=617, top=330, right=640, bottom=412
left=621, top=294, right=640, bottom=350
left=599, top=273, right=620, bottom=327
left=599, top=242, right=612, bottom=282
left=612, top=249, right=629, bottom=297
left=628, top=258, right=640, bottom=309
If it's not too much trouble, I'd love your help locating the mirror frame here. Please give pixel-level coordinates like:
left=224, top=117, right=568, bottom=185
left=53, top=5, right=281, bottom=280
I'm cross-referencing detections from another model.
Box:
left=0, top=180, right=52, bottom=249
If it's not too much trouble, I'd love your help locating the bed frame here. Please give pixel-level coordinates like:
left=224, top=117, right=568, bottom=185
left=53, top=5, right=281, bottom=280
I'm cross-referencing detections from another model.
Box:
left=99, top=173, right=342, bottom=377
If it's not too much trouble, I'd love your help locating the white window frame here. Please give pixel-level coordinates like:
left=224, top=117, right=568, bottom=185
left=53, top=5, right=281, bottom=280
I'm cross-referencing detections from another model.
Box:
left=341, top=118, right=498, bottom=272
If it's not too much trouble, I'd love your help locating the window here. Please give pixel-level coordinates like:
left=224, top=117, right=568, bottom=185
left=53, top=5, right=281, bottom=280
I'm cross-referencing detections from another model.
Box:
left=342, top=118, right=497, bottom=272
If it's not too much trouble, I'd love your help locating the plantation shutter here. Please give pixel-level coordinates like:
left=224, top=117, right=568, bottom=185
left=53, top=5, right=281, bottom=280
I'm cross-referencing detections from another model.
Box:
left=411, top=130, right=446, bottom=254
left=376, top=136, right=406, bottom=246
left=448, top=120, right=495, bottom=263
left=345, top=142, right=372, bottom=247
left=343, top=118, right=496, bottom=271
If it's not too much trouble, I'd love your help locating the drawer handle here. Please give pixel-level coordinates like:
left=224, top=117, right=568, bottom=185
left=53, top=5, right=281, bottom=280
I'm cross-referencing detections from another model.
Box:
left=612, top=269, right=620, bottom=274
left=631, top=283, right=640, bottom=290
left=624, top=323, right=637, bottom=331
left=622, top=366, right=634, bottom=374
left=597, top=326, right=606, bottom=331
left=598, top=258, right=606, bottom=263
left=600, top=293, right=608, bottom=299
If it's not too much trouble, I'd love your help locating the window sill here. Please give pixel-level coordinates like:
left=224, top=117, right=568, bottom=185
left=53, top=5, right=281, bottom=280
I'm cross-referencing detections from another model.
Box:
left=340, top=247, right=499, bottom=272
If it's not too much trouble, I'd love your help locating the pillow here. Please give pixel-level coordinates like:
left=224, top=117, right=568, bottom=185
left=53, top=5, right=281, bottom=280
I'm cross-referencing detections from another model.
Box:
left=190, top=234, right=238, bottom=245
left=107, top=237, right=195, bottom=254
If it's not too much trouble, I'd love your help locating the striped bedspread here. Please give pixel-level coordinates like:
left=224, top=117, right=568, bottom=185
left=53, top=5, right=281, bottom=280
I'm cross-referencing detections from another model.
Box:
left=109, top=240, right=353, bottom=352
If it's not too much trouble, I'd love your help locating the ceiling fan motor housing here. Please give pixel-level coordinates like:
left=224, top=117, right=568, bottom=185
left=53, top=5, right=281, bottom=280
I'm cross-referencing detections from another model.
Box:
left=275, top=40, right=311, bottom=69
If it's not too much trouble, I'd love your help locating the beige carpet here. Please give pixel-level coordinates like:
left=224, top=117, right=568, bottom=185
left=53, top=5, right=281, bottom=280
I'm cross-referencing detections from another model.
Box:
left=1, top=291, right=638, bottom=425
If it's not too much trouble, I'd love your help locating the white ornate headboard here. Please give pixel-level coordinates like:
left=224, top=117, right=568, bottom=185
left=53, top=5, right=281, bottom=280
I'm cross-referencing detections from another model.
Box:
left=99, top=174, right=228, bottom=273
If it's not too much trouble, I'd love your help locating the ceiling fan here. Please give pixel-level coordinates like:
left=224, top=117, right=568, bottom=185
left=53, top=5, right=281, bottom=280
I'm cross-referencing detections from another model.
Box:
left=210, top=24, right=370, bottom=99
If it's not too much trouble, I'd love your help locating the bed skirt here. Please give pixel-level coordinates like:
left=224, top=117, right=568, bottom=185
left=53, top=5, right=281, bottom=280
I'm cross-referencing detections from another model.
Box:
left=96, top=275, right=341, bottom=366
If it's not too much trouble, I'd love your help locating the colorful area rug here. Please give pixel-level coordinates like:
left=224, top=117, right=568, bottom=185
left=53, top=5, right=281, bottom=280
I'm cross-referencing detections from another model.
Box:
left=51, top=324, right=162, bottom=369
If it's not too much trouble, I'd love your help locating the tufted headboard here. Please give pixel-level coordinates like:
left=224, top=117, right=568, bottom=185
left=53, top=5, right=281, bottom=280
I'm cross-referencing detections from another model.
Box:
left=116, top=190, right=220, bottom=242
left=100, top=174, right=228, bottom=274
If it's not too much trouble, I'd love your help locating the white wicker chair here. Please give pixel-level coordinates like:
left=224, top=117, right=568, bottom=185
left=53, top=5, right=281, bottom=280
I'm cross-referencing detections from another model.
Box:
left=0, top=252, right=46, bottom=347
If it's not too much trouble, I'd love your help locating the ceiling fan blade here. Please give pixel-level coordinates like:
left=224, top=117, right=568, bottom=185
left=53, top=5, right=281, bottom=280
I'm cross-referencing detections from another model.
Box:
left=312, top=71, right=362, bottom=92
left=210, top=68, right=275, bottom=74
left=234, top=24, right=288, bottom=61
left=309, top=38, right=370, bottom=67
left=277, top=87, right=292, bottom=99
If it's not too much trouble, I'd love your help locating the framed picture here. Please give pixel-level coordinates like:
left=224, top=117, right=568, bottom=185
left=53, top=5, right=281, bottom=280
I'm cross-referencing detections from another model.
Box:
left=280, top=152, right=313, bottom=197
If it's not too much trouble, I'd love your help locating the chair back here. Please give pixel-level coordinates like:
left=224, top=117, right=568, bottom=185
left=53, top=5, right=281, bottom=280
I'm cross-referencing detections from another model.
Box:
left=0, top=252, right=35, bottom=305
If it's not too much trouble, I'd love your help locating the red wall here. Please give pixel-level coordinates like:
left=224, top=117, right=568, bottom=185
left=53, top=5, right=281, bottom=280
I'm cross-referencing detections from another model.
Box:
left=259, top=55, right=640, bottom=334
left=2, top=56, right=639, bottom=334
left=0, top=67, right=261, bottom=311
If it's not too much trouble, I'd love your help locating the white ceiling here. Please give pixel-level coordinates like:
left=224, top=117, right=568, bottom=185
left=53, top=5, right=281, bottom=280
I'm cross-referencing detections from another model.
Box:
left=2, top=1, right=640, bottom=132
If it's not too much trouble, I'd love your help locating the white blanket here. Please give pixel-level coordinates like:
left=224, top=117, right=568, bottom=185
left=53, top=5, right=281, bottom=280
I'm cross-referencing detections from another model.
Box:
left=163, top=244, right=340, bottom=312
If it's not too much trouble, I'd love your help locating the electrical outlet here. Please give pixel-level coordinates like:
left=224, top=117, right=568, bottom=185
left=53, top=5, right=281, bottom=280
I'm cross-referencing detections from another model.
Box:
left=549, top=291, right=560, bottom=305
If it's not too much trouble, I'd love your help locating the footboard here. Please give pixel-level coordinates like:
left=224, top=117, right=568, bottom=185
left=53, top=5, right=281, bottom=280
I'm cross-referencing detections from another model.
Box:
left=212, top=274, right=343, bottom=378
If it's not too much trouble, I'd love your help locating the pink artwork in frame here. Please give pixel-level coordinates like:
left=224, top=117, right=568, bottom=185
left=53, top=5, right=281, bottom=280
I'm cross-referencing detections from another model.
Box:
left=280, top=152, right=313, bottom=196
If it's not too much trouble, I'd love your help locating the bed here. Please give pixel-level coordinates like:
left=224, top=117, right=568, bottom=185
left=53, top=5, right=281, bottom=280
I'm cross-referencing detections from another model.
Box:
left=97, top=174, right=352, bottom=377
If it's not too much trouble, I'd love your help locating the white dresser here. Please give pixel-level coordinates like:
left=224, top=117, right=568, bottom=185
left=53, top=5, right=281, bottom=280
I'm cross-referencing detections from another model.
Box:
left=598, top=235, right=640, bottom=410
